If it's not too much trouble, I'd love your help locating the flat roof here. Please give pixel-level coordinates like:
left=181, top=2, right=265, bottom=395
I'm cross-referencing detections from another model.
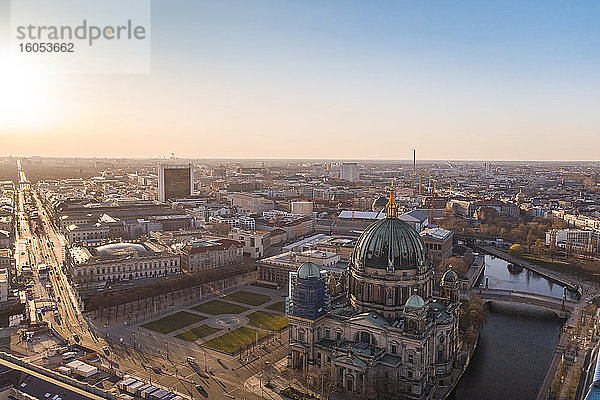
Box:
left=420, top=227, right=453, bottom=241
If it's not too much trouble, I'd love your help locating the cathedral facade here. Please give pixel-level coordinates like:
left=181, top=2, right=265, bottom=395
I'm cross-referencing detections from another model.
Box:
left=287, top=192, right=461, bottom=399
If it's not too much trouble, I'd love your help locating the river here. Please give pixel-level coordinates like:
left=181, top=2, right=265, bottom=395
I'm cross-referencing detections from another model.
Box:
left=476, top=254, right=579, bottom=300
left=452, top=254, right=570, bottom=399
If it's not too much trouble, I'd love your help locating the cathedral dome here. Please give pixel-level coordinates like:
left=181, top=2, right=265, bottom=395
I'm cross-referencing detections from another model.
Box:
left=348, top=190, right=434, bottom=320
left=297, top=262, right=320, bottom=279
left=350, top=217, right=429, bottom=271
left=441, top=269, right=459, bottom=287
left=405, top=294, right=425, bottom=310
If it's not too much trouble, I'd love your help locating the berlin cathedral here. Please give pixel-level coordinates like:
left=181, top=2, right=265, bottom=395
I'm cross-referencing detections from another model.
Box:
left=287, top=192, right=461, bottom=399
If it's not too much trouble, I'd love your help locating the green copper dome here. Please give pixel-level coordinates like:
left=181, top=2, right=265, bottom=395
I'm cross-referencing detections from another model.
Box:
left=441, top=269, right=459, bottom=286
left=297, top=262, right=321, bottom=279
left=405, top=294, right=425, bottom=310
left=350, top=217, right=430, bottom=271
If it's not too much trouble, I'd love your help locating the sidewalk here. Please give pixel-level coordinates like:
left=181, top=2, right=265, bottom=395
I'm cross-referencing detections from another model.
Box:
left=245, top=374, right=285, bottom=400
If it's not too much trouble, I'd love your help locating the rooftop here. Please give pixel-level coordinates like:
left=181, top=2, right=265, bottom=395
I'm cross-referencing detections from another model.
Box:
left=420, top=227, right=453, bottom=241
left=96, top=242, right=147, bottom=257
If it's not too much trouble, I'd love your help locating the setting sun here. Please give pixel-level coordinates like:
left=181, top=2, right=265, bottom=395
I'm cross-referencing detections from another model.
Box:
left=0, top=51, right=51, bottom=130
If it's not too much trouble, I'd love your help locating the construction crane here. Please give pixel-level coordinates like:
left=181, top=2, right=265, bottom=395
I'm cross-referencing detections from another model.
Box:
left=428, top=177, right=439, bottom=222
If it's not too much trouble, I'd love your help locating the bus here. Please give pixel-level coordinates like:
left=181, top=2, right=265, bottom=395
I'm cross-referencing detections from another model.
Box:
left=37, top=263, right=48, bottom=279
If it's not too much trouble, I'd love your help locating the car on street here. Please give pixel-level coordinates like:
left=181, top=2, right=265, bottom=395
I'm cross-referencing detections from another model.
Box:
left=195, top=385, right=208, bottom=398
left=102, top=346, right=110, bottom=356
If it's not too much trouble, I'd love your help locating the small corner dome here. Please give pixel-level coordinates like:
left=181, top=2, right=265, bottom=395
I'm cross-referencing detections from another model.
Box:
left=405, top=294, right=425, bottom=310
left=297, top=262, right=320, bottom=279
left=441, top=269, right=459, bottom=286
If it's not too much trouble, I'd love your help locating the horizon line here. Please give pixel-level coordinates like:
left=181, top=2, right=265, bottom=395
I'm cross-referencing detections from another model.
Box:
left=5, top=155, right=600, bottom=163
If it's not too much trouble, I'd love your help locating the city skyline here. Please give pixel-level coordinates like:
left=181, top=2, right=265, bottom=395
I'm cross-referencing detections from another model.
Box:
left=1, top=1, right=599, bottom=398
left=3, top=156, right=599, bottom=399
left=1, top=1, right=599, bottom=160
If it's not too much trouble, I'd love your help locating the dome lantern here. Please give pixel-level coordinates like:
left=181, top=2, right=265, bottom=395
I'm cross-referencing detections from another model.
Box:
left=385, top=182, right=398, bottom=218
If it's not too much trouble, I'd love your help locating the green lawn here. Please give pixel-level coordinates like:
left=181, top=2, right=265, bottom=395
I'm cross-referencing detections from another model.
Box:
left=202, top=327, right=268, bottom=353
left=192, top=299, right=249, bottom=315
left=266, top=301, right=285, bottom=313
left=176, top=324, right=222, bottom=342
left=223, top=290, right=271, bottom=306
left=141, top=311, right=206, bottom=334
left=247, top=311, right=289, bottom=331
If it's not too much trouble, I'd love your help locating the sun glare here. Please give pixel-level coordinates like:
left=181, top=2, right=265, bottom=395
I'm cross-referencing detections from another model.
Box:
left=0, top=50, right=51, bottom=130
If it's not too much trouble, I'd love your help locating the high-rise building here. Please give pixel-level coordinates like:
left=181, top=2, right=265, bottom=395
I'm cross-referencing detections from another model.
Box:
left=158, top=163, right=194, bottom=202
left=340, top=162, right=359, bottom=182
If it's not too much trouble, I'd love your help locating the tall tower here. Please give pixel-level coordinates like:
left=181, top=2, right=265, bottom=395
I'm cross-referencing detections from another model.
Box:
left=340, top=162, right=359, bottom=182
left=158, top=163, right=194, bottom=202
left=287, top=262, right=328, bottom=370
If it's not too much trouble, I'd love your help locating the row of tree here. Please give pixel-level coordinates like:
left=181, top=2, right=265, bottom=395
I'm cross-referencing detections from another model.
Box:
left=440, top=214, right=567, bottom=247
left=84, top=264, right=256, bottom=311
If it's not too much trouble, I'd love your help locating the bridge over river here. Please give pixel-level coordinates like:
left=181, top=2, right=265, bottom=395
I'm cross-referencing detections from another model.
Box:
left=457, top=253, right=586, bottom=400
left=466, top=288, right=576, bottom=316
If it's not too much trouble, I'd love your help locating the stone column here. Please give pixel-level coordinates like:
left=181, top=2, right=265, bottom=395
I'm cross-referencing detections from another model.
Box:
left=365, top=366, right=377, bottom=398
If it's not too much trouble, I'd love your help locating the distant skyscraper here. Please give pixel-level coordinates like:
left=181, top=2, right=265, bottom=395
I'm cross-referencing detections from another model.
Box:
left=158, top=163, right=194, bottom=202
left=340, top=162, right=359, bottom=182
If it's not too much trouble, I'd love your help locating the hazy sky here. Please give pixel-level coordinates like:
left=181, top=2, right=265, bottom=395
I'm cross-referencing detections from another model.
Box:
left=2, top=1, right=600, bottom=160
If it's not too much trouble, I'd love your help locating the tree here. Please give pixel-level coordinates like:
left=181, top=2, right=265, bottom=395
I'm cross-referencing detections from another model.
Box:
left=260, top=362, right=277, bottom=389
left=439, top=256, right=472, bottom=278
left=508, top=244, right=524, bottom=258
left=315, top=368, right=336, bottom=399
left=475, top=207, right=498, bottom=223
left=532, top=239, right=545, bottom=258
left=526, top=231, right=536, bottom=252
left=211, top=222, right=231, bottom=236
left=459, top=295, right=485, bottom=343
left=566, top=238, right=573, bottom=258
